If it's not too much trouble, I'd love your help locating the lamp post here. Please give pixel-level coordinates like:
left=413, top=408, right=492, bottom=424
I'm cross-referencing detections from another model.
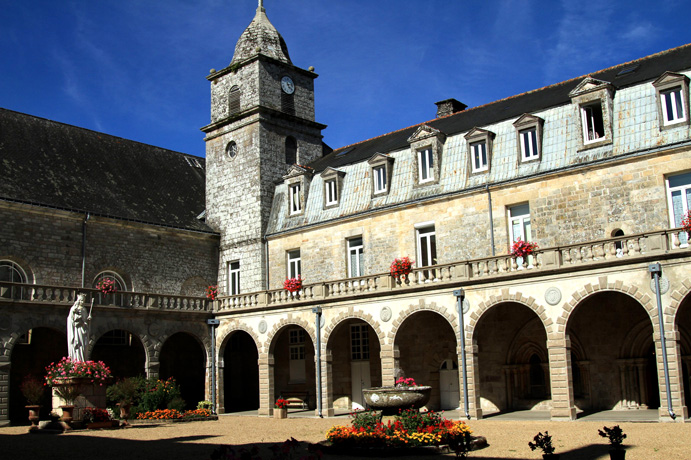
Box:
left=453, top=288, right=470, bottom=419
left=206, top=318, right=220, bottom=415
left=312, top=306, right=323, bottom=418
left=648, top=263, right=675, bottom=420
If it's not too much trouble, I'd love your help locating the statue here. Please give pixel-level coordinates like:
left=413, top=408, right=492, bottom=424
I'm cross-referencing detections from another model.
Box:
left=67, top=293, right=92, bottom=361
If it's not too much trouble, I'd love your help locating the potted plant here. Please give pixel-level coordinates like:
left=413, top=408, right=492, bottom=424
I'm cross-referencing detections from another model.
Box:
left=599, top=425, right=627, bottom=460
left=54, top=384, right=81, bottom=424
left=511, top=238, right=539, bottom=269
left=682, top=211, right=691, bottom=237
left=45, top=357, right=112, bottom=386
left=83, top=407, right=116, bottom=429
left=96, top=277, right=117, bottom=294
left=283, top=276, right=302, bottom=295
left=529, top=431, right=559, bottom=459
left=20, top=376, right=44, bottom=430
left=206, top=285, right=218, bottom=300
left=106, top=377, right=140, bottom=425
left=274, top=398, right=288, bottom=419
left=390, top=256, right=414, bottom=282
left=395, top=377, right=417, bottom=388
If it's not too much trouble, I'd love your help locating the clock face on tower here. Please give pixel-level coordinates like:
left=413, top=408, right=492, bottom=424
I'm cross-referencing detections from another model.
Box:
left=281, top=76, right=295, bottom=95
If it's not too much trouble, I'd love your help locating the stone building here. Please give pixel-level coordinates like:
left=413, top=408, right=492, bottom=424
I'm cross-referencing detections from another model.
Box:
left=1, top=2, right=691, bottom=424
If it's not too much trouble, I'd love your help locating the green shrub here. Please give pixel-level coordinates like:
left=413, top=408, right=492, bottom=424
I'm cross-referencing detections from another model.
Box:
left=350, top=409, right=380, bottom=430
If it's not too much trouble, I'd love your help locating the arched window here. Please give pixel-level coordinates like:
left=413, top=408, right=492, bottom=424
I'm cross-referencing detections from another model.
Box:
left=285, top=136, right=297, bottom=165
left=612, top=229, right=625, bottom=256
left=0, top=260, right=27, bottom=283
left=229, top=86, right=241, bottom=115
left=93, top=271, right=127, bottom=292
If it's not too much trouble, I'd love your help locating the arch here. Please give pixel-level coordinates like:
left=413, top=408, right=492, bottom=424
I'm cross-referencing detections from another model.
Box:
left=322, top=309, right=385, bottom=350
left=467, top=290, right=553, bottom=345
left=220, top=329, right=259, bottom=413
left=389, top=299, right=458, bottom=345
left=266, top=316, right=316, bottom=353
left=91, top=329, right=147, bottom=378
left=93, top=270, right=128, bottom=292
left=0, top=258, right=33, bottom=300
left=88, top=321, right=155, bottom=368
left=3, top=316, right=65, bottom=358
left=557, top=279, right=657, bottom=335
left=217, top=320, right=263, bottom=356
left=670, top=279, right=691, bottom=332
left=159, top=331, right=207, bottom=410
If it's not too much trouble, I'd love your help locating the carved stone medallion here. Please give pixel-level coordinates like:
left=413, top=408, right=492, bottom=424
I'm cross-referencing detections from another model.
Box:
left=545, top=287, right=562, bottom=306
left=258, top=320, right=268, bottom=334
left=380, top=306, right=392, bottom=322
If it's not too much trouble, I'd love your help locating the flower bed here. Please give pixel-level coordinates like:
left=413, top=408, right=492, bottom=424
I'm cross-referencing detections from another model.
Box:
left=326, top=409, right=473, bottom=455
left=135, top=408, right=216, bottom=422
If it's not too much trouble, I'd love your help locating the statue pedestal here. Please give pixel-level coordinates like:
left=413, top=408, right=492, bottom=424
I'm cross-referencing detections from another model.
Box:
left=52, top=379, right=109, bottom=421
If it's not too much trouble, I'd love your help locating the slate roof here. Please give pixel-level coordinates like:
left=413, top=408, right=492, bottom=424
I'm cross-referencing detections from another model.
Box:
left=0, top=108, right=214, bottom=233
left=310, top=43, right=691, bottom=173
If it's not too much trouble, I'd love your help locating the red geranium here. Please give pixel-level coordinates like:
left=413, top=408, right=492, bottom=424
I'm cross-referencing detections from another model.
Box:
left=206, top=285, right=218, bottom=300
left=681, top=211, right=691, bottom=235
left=283, top=276, right=302, bottom=293
left=275, top=398, right=289, bottom=409
left=390, top=257, right=414, bottom=280
left=511, top=238, right=539, bottom=258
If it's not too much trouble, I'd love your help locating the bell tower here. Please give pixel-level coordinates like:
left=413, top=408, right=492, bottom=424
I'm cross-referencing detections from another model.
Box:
left=202, top=1, right=326, bottom=294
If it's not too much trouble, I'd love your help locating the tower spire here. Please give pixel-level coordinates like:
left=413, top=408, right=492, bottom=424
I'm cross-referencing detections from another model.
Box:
left=258, top=0, right=264, bottom=12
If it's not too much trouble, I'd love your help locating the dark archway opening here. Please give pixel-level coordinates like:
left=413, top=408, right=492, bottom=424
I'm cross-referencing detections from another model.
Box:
left=9, top=327, right=67, bottom=423
left=91, top=330, right=146, bottom=379
left=223, top=331, right=259, bottom=412
left=271, top=326, right=315, bottom=410
left=160, top=332, right=206, bottom=410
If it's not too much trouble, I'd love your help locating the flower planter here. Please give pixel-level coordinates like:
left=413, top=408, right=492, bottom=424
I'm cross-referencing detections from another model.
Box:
left=87, top=421, right=120, bottom=429
left=26, top=405, right=41, bottom=431
left=362, top=386, right=431, bottom=415
left=609, top=449, right=625, bottom=460
left=60, top=405, right=75, bottom=424
left=542, top=454, right=560, bottom=460
left=274, top=408, right=287, bottom=419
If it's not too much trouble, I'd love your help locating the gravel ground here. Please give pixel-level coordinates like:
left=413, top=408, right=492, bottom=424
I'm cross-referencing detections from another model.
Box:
left=1, top=415, right=690, bottom=460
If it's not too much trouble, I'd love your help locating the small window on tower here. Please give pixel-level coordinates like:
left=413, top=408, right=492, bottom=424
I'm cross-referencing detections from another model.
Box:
left=229, top=86, right=241, bottom=115
left=285, top=137, right=297, bottom=165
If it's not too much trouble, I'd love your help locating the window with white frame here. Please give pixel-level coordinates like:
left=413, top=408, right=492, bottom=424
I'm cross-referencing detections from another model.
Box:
left=0, top=261, right=27, bottom=283
left=508, top=204, right=532, bottom=244
left=325, top=180, right=338, bottom=206
left=289, top=183, right=301, bottom=215
left=347, top=237, right=364, bottom=278
left=470, top=141, right=488, bottom=172
left=373, top=166, right=387, bottom=194
left=417, top=148, right=434, bottom=183
left=581, top=103, right=605, bottom=143
left=667, top=172, right=691, bottom=245
left=350, top=323, right=370, bottom=361
left=519, top=128, right=539, bottom=161
left=288, top=328, right=306, bottom=383
left=227, top=261, right=240, bottom=295
left=288, top=250, right=301, bottom=279
left=416, top=225, right=437, bottom=280
left=660, top=87, right=686, bottom=125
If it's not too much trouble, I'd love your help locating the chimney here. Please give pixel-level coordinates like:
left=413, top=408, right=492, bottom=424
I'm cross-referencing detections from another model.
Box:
left=435, top=98, right=467, bottom=118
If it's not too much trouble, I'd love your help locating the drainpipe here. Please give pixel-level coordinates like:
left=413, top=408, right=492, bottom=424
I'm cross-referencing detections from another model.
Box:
left=649, top=263, right=676, bottom=420
left=453, top=289, right=470, bottom=419
left=207, top=318, right=220, bottom=415
left=264, top=238, right=270, bottom=291
left=81, top=213, right=90, bottom=288
left=312, top=306, right=323, bottom=418
left=486, top=185, right=495, bottom=256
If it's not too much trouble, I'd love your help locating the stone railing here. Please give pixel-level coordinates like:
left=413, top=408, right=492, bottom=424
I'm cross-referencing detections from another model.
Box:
left=215, top=228, right=690, bottom=312
left=0, top=283, right=210, bottom=312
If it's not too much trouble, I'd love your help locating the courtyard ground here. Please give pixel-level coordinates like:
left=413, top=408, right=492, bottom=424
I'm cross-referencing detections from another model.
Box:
left=1, top=414, right=689, bottom=460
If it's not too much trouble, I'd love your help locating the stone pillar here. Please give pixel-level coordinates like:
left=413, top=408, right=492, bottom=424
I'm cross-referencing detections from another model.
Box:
left=636, top=359, right=648, bottom=409
left=259, top=354, right=272, bottom=416
left=0, top=357, right=9, bottom=426
left=463, top=344, right=482, bottom=419
left=217, top=360, right=225, bottom=414
left=324, top=350, right=334, bottom=417
left=381, top=345, right=395, bottom=385
left=656, top=332, right=688, bottom=421
left=147, top=361, right=160, bottom=380
left=548, top=336, right=577, bottom=420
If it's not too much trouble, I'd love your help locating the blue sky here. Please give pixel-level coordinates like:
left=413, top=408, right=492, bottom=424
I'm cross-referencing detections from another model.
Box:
left=2, top=1, right=689, bottom=158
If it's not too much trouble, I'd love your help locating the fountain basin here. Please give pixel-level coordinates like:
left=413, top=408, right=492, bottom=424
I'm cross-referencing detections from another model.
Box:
left=362, top=386, right=431, bottom=415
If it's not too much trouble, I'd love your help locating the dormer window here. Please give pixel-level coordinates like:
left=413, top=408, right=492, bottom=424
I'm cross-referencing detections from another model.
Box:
left=283, top=165, right=313, bottom=217
left=289, top=183, right=301, bottom=215
left=513, top=114, right=544, bottom=163
left=653, top=72, right=690, bottom=130
left=407, top=124, right=446, bottom=186
left=321, top=167, right=346, bottom=209
left=465, top=127, right=494, bottom=174
left=367, top=153, right=394, bottom=197
left=569, top=77, right=614, bottom=150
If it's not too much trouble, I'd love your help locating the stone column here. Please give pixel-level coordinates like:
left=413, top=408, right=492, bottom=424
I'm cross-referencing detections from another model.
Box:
left=548, top=336, right=576, bottom=420
left=635, top=359, right=648, bottom=409
left=0, top=357, right=9, bottom=426
left=463, top=344, right=483, bottom=419
left=381, top=345, right=396, bottom=385
left=656, top=331, right=688, bottom=421
left=217, top=359, right=225, bottom=414
left=147, top=361, right=160, bottom=380
left=259, top=353, right=271, bottom=416
left=324, top=350, right=334, bottom=417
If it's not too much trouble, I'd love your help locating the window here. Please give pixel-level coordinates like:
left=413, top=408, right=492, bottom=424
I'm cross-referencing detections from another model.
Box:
left=227, top=261, right=240, bottom=295
left=288, top=250, right=301, bottom=279
left=347, top=237, right=364, bottom=278
left=225, top=141, right=238, bottom=159
left=519, top=128, right=538, bottom=160
left=465, top=127, right=494, bottom=174
left=667, top=172, right=691, bottom=245
left=93, top=271, right=127, bottom=291
left=661, top=87, right=685, bottom=124
left=351, top=324, right=370, bottom=360
left=653, top=72, right=690, bottom=129
left=288, top=328, right=306, bottom=383
left=98, top=330, right=133, bottom=347
left=373, top=166, right=387, bottom=194
left=325, top=180, right=338, bottom=206
left=418, top=148, right=434, bottom=183
left=0, top=261, right=27, bottom=283
left=367, top=153, right=394, bottom=197
left=470, top=142, right=488, bottom=172
left=416, top=225, right=437, bottom=281
left=285, top=136, right=297, bottom=165
left=289, top=183, right=301, bottom=215
left=581, top=103, right=605, bottom=144
left=229, top=86, right=240, bottom=115
left=569, top=77, right=614, bottom=149
left=508, top=204, right=532, bottom=243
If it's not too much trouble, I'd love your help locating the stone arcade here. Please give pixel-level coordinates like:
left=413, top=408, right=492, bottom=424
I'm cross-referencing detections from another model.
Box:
left=2, top=2, right=691, bottom=424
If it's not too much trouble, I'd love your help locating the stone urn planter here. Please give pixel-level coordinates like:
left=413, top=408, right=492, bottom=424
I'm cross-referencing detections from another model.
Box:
left=26, top=405, right=41, bottom=431
left=60, top=405, right=75, bottom=424
left=362, top=386, right=432, bottom=415
left=274, top=408, right=287, bottom=419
